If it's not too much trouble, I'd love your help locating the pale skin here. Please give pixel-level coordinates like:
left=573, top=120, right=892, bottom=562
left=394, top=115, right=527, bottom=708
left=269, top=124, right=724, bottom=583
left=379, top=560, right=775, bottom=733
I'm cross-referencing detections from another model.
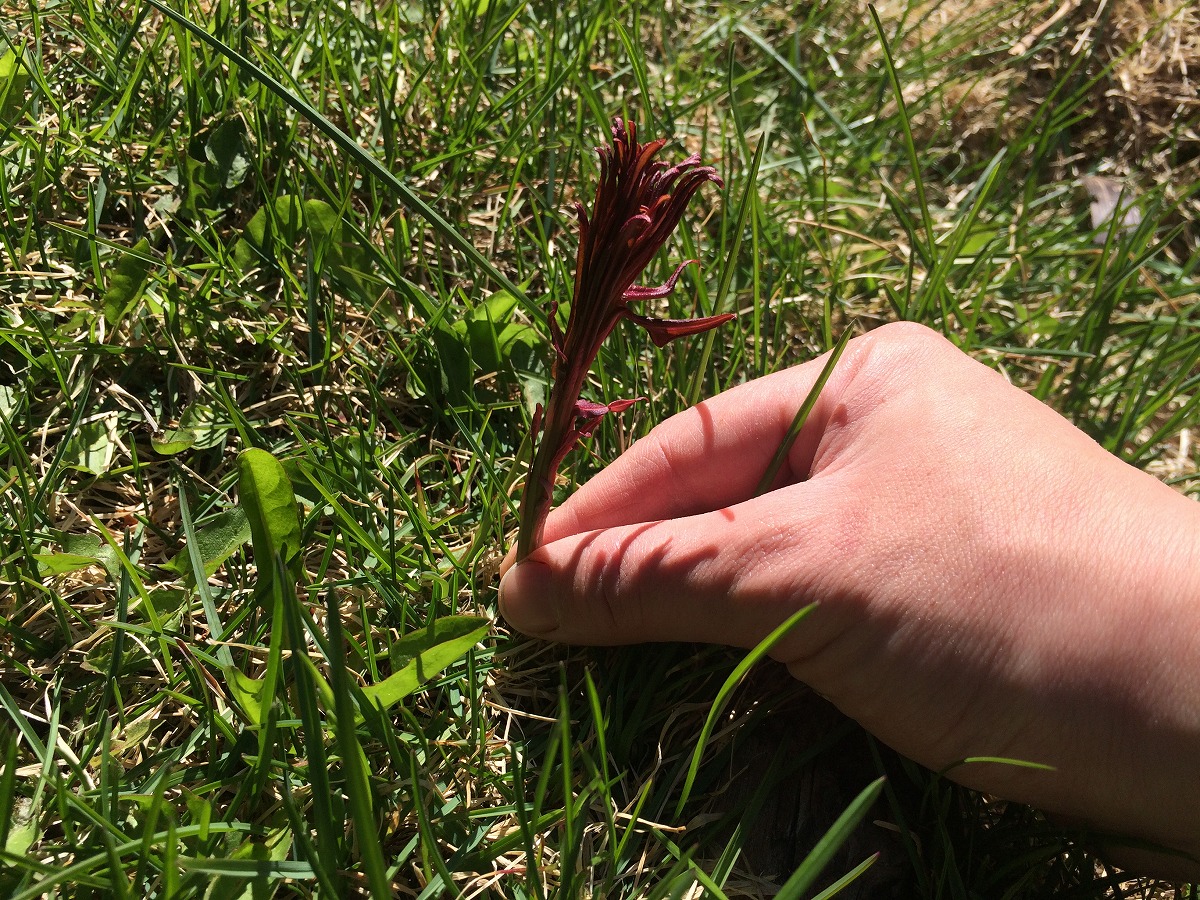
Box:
left=500, top=322, right=1200, bottom=879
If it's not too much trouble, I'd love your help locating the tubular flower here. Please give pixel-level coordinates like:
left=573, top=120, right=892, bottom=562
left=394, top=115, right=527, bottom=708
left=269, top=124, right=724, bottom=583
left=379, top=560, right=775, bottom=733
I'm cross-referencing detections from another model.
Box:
left=515, top=117, right=732, bottom=560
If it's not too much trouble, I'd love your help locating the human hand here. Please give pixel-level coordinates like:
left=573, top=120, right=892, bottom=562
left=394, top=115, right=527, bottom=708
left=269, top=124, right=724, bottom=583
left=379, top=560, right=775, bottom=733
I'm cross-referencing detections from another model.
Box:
left=500, top=322, right=1200, bottom=877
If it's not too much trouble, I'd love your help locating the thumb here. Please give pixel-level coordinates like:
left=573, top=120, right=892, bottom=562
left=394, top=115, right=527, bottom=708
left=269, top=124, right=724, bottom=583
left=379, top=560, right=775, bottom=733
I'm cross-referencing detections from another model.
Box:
left=498, top=486, right=841, bottom=650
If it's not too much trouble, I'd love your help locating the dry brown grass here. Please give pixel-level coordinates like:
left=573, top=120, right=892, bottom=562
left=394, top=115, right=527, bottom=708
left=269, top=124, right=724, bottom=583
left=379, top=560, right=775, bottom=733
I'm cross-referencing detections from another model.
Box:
left=872, top=0, right=1199, bottom=195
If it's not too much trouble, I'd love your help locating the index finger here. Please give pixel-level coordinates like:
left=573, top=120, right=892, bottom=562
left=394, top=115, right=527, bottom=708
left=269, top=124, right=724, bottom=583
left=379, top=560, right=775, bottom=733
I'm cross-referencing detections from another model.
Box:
left=533, top=340, right=864, bottom=547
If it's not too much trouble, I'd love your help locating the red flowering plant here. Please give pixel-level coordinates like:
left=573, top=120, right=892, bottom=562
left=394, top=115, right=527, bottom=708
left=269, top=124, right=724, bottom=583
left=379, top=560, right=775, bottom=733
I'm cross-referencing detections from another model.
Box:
left=515, top=118, right=733, bottom=560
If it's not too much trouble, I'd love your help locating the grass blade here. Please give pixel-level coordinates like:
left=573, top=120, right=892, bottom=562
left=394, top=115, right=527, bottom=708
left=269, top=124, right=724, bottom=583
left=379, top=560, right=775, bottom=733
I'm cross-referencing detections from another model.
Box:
left=325, top=592, right=391, bottom=897
left=675, top=603, right=817, bottom=815
left=686, top=127, right=768, bottom=406
left=775, top=776, right=886, bottom=900
left=868, top=5, right=936, bottom=275
left=755, top=326, right=854, bottom=496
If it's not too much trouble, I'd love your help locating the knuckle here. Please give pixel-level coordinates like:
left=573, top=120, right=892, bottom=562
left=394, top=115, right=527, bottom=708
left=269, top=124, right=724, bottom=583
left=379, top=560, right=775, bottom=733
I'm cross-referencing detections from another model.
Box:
left=863, top=322, right=956, bottom=374
left=577, top=532, right=646, bottom=634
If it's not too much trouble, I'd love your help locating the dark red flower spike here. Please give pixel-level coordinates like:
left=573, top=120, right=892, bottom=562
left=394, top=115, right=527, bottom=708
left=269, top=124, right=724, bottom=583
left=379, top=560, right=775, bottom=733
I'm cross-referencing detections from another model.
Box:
left=515, top=118, right=733, bottom=560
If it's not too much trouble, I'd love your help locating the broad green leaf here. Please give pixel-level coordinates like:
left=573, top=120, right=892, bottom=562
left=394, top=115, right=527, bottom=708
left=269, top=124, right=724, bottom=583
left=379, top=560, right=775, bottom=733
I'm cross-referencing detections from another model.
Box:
left=205, top=119, right=252, bottom=190
left=231, top=217, right=263, bottom=268
left=180, top=402, right=231, bottom=450
left=183, top=788, right=212, bottom=840
left=109, top=716, right=156, bottom=755
left=469, top=289, right=520, bottom=325
left=233, top=195, right=329, bottom=268
left=456, top=289, right=537, bottom=375
left=457, top=0, right=492, bottom=16
left=163, top=507, right=250, bottom=580
left=496, top=321, right=539, bottom=356
left=62, top=412, right=119, bottom=475
left=360, top=615, right=490, bottom=712
left=395, top=2, right=423, bottom=23
left=178, top=153, right=218, bottom=219
left=182, top=859, right=314, bottom=878
left=429, top=322, right=474, bottom=405
left=424, top=286, right=539, bottom=409
left=82, top=634, right=152, bottom=676
left=38, top=532, right=120, bottom=583
left=0, top=732, right=20, bottom=852
left=298, top=197, right=340, bottom=241
left=293, top=618, right=490, bottom=726
left=0, top=48, right=31, bottom=125
left=176, top=120, right=251, bottom=217
left=0, top=384, right=19, bottom=420
left=82, top=591, right=186, bottom=674
left=34, top=552, right=104, bottom=576
left=463, top=314, right=505, bottom=373
left=237, top=449, right=302, bottom=590
left=151, top=426, right=198, bottom=456
left=4, top=798, right=38, bottom=857
left=223, top=668, right=268, bottom=727
left=204, top=827, right=293, bottom=900
left=297, top=198, right=373, bottom=298
left=233, top=196, right=301, bottom=268
left=296, top=653, right=336, bottom=713
left=233, top=195, right=371, bottom=299
left=102, top=238, right=154, bottom=328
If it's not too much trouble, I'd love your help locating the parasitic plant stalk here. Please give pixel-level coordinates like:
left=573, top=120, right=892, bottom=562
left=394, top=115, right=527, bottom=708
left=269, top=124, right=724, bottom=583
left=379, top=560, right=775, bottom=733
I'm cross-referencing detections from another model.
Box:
left=515, top=118, right=732, bottom=560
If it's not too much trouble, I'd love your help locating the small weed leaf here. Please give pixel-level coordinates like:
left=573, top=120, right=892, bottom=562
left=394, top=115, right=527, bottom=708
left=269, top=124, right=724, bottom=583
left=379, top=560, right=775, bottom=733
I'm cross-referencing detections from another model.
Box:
left=360, top=615, right=491, bottom=713
left=61, top=411, right=120, bottom=476
left=0, top=47, right=31, bottom=125
left=81, top=633, right=154, bottom=677
left=0, top=384, right=19, bottom=420
left=151, top=426, right=198, bottom=456
left=420, top=288, right=542, bottom=410
left=427, top=321, right=475, bottom=406
left=292, top=615, right=491, bottom=726
left=34, top=550, right=109, bottom=578
left=102, top=238, right=154, bottom=329
left=203, top=827, right=294, bottom=900
left=459, top=290, right=539, bottom=375
left=223, top=667, right=270, bottom=727
left=233, top=195, right=323, bottom=268
left=296, top=653, right=338, bottom=713
left=38, top=531, right=121, bottom=583
left=79, top=582, right=189, bottom=675
left=233, top=195, right=372, bottom=299
left=181, top=788, right=212, bottom=840
left=233, top=195, right=299, bottom=268
left=175, top=118, right=253, bottom=218
left=163, top=507, right=250, bottom=583
left=3, top=797, right=38, bottom=858
left=204, top=118, right=253, bottom=191
left=179, top=402, right=233, bottom=451
left=237, top=448, right=303, bottom=592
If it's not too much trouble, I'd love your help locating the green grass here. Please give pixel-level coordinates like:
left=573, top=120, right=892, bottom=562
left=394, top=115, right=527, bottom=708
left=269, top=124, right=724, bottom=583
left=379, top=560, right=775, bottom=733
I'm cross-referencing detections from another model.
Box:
left=1, top=0, right=1197, bottom=896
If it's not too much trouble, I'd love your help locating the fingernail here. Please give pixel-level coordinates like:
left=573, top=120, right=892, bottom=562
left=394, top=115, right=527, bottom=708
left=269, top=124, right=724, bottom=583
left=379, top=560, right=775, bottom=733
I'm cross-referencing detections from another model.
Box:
left=499, top=560, right=560, bottom=636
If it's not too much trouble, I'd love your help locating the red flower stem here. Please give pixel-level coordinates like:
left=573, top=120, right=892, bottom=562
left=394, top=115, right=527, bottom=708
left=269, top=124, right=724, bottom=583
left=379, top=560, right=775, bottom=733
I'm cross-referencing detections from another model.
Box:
left=515, top=378, right=581, bottom=561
